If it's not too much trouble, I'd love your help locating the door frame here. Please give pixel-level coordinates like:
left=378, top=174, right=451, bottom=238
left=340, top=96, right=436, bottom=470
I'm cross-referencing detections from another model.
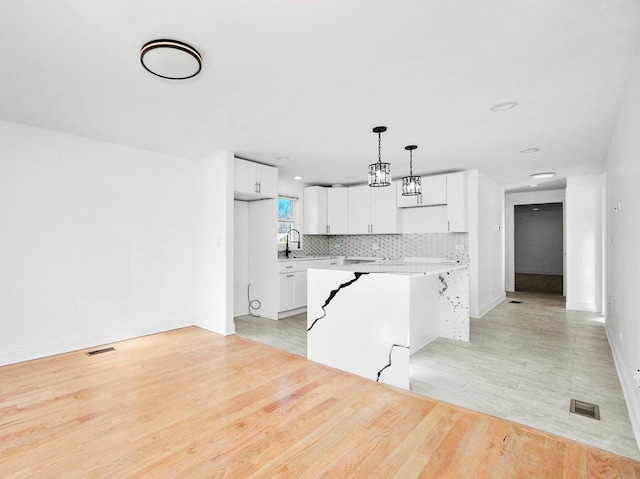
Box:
left=505, top=190, right=565, bottom=293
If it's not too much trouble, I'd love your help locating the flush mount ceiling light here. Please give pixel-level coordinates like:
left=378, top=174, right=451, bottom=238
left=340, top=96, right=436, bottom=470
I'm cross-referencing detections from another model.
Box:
left=530, top=172, right=556, bottom=179
left=140, top=39, right=202, bottom=80
left=294, top=176, right=302, bottom=180
left=490, top=101, right=518, bottom=111
left=401, top=145, right=421, bottom=196
left=520, top=148, right=540, bottom=153
left=368, top=126, right=391, bottom=187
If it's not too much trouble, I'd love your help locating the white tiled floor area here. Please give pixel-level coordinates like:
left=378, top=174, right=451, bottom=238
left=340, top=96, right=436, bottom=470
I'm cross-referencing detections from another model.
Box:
left=235, top=291, right=640, bottom=459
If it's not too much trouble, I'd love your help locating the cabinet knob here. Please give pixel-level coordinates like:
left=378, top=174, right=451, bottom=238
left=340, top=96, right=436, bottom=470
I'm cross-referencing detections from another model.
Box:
left=286, top=274, right=294, bottom=278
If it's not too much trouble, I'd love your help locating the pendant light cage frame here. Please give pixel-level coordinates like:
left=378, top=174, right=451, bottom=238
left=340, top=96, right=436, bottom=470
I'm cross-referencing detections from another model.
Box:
left=401, top=145, right=422, bottom=196
left=369, top=126, right=391, bottom=187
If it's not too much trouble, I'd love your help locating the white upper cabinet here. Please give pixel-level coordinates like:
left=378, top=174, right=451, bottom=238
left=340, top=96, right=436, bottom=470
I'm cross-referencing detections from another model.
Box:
left=348, top=184, right=398, bottom=234
left=446, top=172, right=468, bottom=232
left=347, top=185, right=370, bottom=234
left=370, top=183, right=398, bottom=234
left=303, top=186, right=348, bottom=235
left=303, top=186, right=328, bottom=234
left=234, top=158, right=278, bottom=201
left=396, top=174, right=447, bottom=208
left=327, top=188, right=349, bottom=235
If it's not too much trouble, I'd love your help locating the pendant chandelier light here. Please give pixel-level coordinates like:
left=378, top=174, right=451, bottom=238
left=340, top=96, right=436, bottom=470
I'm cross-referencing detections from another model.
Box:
left=401, top=145, right=422, bottom=196
left=368, top=126, right=391, bottom=187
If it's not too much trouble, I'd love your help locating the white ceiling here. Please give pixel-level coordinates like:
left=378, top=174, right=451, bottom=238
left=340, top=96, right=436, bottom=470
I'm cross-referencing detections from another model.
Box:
left=1, top=1, right=639, bottom=191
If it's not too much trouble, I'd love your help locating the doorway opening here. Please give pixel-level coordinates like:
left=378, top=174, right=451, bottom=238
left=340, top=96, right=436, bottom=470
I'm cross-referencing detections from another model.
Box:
left=514, top=203, right=564, bottom=295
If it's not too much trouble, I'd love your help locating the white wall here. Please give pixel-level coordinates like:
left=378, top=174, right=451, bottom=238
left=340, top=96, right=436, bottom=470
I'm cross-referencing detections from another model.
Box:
left=565, top=175, right=604, bottom=312
left=505, top=189, right=565, bottom=292
left=476, top=172, right=506, bottom=317
left=514, top=205, right=563, bottom=275
left=234, top=201, right=249, bottom=316
left=0, top=121, right=233, bottom=365
left=193, top=151, right=235, bottom=336
left=604, top=49, right=640, bottom=450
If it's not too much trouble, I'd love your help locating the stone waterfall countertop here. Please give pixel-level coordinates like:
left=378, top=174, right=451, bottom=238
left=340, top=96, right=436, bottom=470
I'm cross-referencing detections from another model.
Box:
left=309, top=259, right=468, bottom=277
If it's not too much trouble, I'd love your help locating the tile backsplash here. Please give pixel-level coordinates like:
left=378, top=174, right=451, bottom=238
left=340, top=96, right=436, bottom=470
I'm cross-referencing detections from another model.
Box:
left=300, top=233, right=469, bottom=261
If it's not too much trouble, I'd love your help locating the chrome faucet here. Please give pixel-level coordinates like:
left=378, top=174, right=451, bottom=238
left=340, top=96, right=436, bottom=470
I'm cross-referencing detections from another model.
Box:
left=285, top=228, right=301, bottom=259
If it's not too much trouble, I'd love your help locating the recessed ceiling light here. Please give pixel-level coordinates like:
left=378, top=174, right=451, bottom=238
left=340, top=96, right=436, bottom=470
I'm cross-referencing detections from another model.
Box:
left=530, top=172, right=556, bottom=179
left=140, top=39, right=202, bottom=80
left=294, top=176, right=302, bottom=180
left=276, top=157, right=290, bottom=162
left=490, top=101, right=518, bottom=111
left=520, top=148, right=539, bottom=153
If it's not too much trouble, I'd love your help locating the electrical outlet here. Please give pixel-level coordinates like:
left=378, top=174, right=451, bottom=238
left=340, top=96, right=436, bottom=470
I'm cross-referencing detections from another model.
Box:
left=371, top=243, right=379, bottom=250
left=334, top=243, right=341, bottom=249
left=455, top=244, right=464, bottom=250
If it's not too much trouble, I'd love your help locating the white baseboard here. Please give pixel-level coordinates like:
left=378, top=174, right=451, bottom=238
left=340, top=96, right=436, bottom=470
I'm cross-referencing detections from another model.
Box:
left=278, top=307, right=307, bottom=319
left=566, top=301, right=599, bottom=312
left=476, top=293, right=507, bottom=318
left=0, top=319, right=192, bottom=367
left=606, top=324, right=640, bottom=453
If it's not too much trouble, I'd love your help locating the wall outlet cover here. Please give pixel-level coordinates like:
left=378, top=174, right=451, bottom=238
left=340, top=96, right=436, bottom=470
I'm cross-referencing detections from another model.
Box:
left=371, top=243, right=379, bottom=250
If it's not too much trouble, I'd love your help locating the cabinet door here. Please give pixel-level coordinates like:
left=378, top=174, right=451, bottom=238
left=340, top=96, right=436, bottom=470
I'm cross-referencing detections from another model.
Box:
left=255, top=163, right=278, bottom=199
left=347, top=185, right=371, bottom=234
left=294, top=271, right=307, bottom=308
left=303, top=187, right=328, bottom=234
left=327, top=188, right=349, bottom=234
left=421, top=175, right=447, bottom=206
left=279, top=273, right=296, bottom=312
left=371, top=184, right=397, bottom=234
left=234, top=158, right=258, bottom=196
left=446, top=172, right=468, bottom=232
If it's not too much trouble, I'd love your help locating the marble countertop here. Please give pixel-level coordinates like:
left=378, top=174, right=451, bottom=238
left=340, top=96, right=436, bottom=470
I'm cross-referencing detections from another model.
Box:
left=309, top=260, right=467, bottom=277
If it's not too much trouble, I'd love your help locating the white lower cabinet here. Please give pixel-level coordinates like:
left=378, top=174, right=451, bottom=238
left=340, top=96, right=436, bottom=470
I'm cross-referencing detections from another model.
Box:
left=278, top=259, right=341, bottom=313
left=279, top=272, right=297, bottom=312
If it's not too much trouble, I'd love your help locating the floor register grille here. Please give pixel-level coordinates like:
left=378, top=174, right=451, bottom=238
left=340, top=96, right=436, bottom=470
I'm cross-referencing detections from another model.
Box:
left=570, top=399, right=600, bottom=420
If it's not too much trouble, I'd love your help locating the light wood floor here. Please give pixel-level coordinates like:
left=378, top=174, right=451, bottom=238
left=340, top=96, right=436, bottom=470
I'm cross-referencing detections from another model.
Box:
left=236, top=292, right=640, bottom=460
left=2, top=327, right=640, bottom=478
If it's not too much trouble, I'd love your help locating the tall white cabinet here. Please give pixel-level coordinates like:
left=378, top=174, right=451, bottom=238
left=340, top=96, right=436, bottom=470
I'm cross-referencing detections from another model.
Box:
left=234, top=158, right=278, bottom=201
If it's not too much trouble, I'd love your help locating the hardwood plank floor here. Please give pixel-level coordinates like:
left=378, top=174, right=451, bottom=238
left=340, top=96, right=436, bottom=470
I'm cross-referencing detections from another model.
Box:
left=2, top=327, right=640, bottom=478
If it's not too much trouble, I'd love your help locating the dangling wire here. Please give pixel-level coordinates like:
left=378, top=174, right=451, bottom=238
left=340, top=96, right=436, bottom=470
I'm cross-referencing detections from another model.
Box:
left=248, top=283, right=261, bottom=317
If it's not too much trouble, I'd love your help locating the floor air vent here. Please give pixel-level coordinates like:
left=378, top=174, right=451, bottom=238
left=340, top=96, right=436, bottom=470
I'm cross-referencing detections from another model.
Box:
left=86, top=347, right=115, bottom=356
left=570, top=399, right=600, bottom=420
left=509, top=300, right=522, bottom=304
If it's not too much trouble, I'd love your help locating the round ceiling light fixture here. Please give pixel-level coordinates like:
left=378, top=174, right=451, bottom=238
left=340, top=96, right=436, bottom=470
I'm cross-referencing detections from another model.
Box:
left=140, top=39, right=202, bottom=80
left=520, top=148, right=540, bottom=153
left=530, top=172, right=556, bottom=179
left=490, top=101, right=518, bottom=111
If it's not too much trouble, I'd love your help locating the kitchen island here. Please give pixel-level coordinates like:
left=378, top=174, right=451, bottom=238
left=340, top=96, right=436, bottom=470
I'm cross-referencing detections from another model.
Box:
left=306, top=260, right=469, bottom=390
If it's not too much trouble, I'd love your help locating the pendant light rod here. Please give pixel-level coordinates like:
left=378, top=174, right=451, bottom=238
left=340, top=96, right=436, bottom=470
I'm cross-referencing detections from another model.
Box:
left=405, top=145, right=417, bottom=176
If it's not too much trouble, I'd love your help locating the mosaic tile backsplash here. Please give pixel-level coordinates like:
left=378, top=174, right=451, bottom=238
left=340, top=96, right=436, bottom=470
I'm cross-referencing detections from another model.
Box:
left=300, top=233, right=469, bottom=261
